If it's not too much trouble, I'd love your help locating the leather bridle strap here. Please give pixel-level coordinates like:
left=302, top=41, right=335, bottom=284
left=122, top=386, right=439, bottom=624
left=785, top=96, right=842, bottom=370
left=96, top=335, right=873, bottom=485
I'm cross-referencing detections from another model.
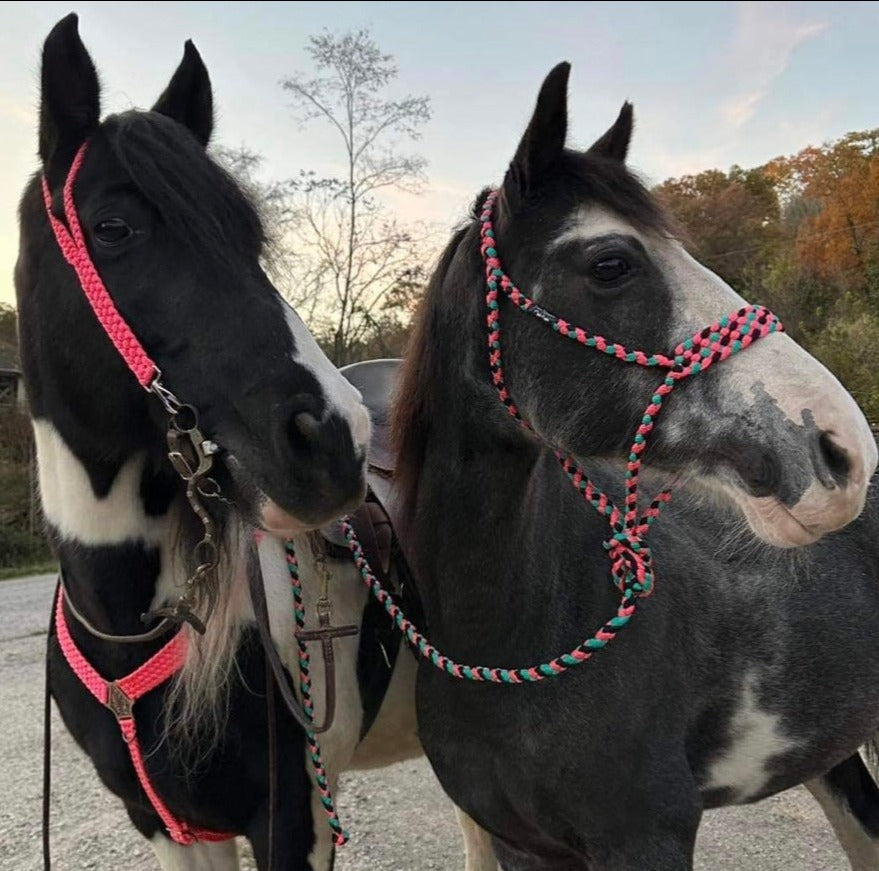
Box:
left=42, top=580, right=60, bottom=871
left=58, top=570, right=177, bottom=644
left=265, top=654, right=278, bottom=871
left=247, top=563, right=342, bottom=735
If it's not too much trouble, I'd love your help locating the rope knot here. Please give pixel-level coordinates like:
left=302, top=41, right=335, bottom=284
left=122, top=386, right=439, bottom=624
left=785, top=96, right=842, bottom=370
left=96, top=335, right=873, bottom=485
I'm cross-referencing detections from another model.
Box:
left=603, top=531, right=655, bottom=598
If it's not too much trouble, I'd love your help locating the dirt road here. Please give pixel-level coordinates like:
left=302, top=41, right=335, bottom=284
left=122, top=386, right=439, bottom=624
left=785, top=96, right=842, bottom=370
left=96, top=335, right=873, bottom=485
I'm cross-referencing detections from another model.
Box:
left=0, top=575, right=851, bottom=870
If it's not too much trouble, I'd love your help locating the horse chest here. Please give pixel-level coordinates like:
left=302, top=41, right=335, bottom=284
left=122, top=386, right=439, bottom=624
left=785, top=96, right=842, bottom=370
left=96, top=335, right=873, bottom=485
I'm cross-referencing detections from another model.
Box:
left=49, top=628, right=307, bottom=837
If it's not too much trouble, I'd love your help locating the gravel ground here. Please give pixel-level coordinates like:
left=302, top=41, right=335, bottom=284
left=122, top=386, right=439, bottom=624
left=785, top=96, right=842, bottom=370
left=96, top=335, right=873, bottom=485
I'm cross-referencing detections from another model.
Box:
left=0, top=575, right=852, bottom=870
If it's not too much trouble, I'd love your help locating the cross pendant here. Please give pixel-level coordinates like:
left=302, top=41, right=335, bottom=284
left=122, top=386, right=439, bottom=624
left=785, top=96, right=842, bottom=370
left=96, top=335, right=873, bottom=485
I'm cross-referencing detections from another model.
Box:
left=294, top=598, right=359, bottom=733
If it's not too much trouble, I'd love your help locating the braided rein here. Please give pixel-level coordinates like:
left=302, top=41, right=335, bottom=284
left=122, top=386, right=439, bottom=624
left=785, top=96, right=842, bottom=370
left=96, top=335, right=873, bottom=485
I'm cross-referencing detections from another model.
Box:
left=344, top=189, right=783, bottom=684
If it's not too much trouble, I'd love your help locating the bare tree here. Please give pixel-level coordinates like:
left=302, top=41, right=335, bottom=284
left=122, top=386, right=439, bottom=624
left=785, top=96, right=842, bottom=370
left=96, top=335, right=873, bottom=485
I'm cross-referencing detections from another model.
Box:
left=213, top=146, right=318, bottom=312
left=281, top=29, right=431, bottom=364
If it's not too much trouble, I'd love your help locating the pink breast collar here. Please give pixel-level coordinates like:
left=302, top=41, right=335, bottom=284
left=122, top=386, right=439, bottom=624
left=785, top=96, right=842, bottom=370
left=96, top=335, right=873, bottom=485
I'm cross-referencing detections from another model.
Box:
left=54, top=588, right=235, bottom=845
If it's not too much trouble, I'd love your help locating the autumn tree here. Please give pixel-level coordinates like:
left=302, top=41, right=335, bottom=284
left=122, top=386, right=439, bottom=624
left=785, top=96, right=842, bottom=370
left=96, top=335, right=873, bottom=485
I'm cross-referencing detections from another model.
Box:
left=767, top=130, right=879, bottom=301
left=655, top=166, right=781, bottom=298
left=280, top=30, right=432, bottom=365
left=659, top=129, right=879, bottom=420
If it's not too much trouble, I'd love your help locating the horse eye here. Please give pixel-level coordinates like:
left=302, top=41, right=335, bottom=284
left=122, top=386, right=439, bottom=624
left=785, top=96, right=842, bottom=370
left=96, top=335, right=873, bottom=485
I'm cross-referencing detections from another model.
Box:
left=590, top=256, right=630, bottom=283
left=93, top=218, right=134, bottom=247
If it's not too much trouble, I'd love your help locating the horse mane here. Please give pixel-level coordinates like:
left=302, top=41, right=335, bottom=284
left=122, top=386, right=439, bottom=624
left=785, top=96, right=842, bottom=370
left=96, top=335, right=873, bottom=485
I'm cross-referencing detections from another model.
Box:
left=391, top=213, right=476, bottom=531
left=164, top=517, right=249, bottom=762
left=392, top=152, right=675, bottom=526
left=102, top=111, right=266, bottom=268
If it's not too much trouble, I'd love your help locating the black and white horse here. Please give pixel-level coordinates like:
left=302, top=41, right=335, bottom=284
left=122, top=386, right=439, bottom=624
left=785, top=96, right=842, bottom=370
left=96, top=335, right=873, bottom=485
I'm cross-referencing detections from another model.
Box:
left=18, top=15, right=453, bottom=871
left=393, top=62, right=879, bottom=870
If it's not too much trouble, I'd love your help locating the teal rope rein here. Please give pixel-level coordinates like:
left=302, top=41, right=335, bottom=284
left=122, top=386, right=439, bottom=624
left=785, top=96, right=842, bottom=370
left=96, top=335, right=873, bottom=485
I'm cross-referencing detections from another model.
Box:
left=336, top=188, right=781, bottom=684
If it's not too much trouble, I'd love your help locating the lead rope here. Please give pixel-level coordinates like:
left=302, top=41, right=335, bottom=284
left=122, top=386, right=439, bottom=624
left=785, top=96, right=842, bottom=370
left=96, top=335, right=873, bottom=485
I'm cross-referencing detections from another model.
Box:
left=285, top=541, right=348, bottom=847
left=42, top=581, right=60, bottom=871
left=336, top=189, right=782, bottom=684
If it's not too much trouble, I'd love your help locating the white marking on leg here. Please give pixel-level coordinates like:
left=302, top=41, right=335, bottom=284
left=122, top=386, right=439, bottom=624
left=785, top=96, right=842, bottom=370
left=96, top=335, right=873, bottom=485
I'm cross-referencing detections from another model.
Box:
left=806, top=776, right=879, bottom=871
left=455, top=805, right=500, bottom=871
left=150, top=834, right=240, bottom=870
left=705, top=673, right=796, bottom=801
left=256, top=533, right=367, bottom=869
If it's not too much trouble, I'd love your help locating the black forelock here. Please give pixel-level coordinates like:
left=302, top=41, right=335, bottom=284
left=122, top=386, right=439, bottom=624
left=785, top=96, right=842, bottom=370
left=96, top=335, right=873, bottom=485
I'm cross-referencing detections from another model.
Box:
left=489, top=148, right=673, bottom=239
left=552, top=149, right=672, bottom=236
left=101, top=110, right=266, bottom=267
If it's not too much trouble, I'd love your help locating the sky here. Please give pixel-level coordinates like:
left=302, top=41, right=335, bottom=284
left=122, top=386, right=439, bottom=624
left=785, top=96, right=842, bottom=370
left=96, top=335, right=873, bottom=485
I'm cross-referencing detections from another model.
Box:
left=2, top=1, right=878, bottom=307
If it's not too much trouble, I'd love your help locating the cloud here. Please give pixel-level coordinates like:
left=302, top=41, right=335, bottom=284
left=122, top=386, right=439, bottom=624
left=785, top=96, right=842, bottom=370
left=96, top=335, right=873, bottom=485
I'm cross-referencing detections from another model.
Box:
left=717, top=3, right=827, bottom=130
left=721, top=89, right=767, bottom=128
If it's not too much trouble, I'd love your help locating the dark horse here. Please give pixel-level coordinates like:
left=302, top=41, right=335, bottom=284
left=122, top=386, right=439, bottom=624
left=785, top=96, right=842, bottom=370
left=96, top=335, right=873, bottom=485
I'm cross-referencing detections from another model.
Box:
left=18, top=15, right=430, bottom=870
left=394, top=62, right=879, bottom=869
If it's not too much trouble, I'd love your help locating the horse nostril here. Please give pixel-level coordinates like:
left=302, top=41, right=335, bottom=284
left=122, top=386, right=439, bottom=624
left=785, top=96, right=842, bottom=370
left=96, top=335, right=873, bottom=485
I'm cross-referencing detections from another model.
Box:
left=817, top=431, right=851, bottom=487
left=744, top=452, right=780, bottom=497
left=293, top=411, right=322, bottom=444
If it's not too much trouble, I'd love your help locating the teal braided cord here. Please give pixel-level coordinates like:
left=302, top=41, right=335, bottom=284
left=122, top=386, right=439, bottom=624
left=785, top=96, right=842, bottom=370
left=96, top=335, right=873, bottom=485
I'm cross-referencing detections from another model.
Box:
left=285, top=541, right=349, bottom=846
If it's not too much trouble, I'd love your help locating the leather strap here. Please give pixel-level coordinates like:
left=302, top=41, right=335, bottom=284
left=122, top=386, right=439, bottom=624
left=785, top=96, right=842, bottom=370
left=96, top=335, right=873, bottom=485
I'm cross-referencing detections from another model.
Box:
left=265, top=655, right=278, bottom=871
left=58, top=570, right=178, bottom=645
left=247, top=561, right=356, bottom=735
left=43, top=581, right=59, bottom=871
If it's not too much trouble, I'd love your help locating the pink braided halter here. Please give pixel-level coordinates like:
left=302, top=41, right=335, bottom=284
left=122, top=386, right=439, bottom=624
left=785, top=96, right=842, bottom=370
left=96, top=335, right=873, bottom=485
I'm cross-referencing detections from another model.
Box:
left=41, top=142, right=159, bottom=389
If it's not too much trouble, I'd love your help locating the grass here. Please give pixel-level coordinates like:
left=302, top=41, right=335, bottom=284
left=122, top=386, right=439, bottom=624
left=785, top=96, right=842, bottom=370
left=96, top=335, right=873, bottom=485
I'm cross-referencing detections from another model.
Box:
left=0, top=561, right=57, bottom=581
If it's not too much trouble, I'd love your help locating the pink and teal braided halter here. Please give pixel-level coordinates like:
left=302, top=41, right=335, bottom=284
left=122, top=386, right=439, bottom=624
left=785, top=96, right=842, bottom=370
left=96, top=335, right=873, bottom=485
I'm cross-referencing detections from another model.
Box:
left=344, top=189, right=783, bottom=684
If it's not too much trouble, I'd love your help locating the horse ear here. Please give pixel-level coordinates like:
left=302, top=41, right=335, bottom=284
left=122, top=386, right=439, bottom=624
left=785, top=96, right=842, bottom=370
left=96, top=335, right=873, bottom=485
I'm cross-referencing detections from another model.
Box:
left=152, top=40, right=213, bottom=146
left=503, top=62, right=570, bottom=202
left=39, top=14, right=100, bottom=181
left=587, top=102, right=633, bottom=163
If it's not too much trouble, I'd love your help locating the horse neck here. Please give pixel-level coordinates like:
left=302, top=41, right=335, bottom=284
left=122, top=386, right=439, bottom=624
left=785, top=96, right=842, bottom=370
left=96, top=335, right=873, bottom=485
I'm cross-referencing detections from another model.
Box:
left=409, top=333, right=620, bottom=659
left=34, top=415, right=191, bottom=660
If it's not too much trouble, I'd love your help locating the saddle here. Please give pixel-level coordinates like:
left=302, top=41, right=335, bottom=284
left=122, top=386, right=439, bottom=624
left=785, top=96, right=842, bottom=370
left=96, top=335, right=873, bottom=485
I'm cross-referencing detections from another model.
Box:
left=320, top=358, right=404, bottom=575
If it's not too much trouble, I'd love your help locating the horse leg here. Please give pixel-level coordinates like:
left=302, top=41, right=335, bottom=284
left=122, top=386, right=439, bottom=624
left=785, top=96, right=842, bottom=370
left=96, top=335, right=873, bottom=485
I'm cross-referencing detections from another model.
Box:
left=123, top=804, right=241, bottom=870
left=245, top=795, right=320, bottom=871
left=150, top=836, right=241, bottom=871
left=806, top=753, right=879, bottom=871
left=454, top=805, right=499, bottom=871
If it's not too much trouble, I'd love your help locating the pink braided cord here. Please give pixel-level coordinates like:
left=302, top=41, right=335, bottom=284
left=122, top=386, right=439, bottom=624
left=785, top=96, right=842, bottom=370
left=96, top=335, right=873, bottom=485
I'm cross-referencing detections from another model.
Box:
left=54, top=589, right=234, bottom=845
left=41, top=142, right=158, bottom=388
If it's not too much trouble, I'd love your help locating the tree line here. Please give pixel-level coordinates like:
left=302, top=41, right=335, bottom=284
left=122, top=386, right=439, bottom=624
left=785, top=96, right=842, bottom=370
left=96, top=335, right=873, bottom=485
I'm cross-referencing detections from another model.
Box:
left=655, top=129, right=879, bottom=420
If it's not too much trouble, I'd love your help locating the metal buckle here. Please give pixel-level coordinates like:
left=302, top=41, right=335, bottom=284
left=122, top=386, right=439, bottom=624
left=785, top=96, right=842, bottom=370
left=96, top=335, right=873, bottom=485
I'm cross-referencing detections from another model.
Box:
left=105, top=682, right=133, bottom=722
left=149, top=372, right=182, bottom=415
left=316, top=596, right=333, bottom=623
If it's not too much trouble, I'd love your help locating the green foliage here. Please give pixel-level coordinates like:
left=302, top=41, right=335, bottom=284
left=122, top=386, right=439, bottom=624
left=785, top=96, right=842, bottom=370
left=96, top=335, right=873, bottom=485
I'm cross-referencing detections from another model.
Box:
left=0, top=523, right=51, bottom=570
left=0, top=408, right=50, bottom=571
left=808, top=303, right=879, bottom=421
left=0, top=303, right=19, bottom=369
